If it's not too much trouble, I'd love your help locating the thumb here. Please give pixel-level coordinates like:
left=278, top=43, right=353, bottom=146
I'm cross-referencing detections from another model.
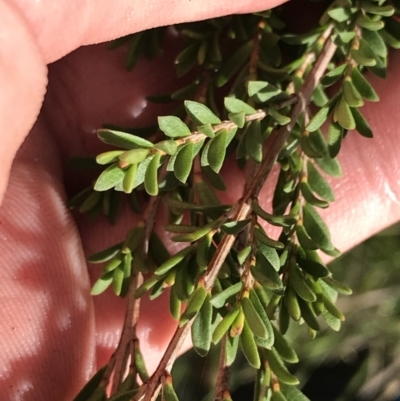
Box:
left=0, top=0, right=286, bottom=204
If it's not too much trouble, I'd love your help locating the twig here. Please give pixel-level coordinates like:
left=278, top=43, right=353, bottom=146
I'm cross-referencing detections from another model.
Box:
left=135, top=24, right=338, bottom=401
left=243, top=26, right=336, bottom=201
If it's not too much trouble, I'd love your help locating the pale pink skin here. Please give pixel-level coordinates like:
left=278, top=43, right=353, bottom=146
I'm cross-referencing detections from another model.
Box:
left=0, top=0, right=400, bottom=399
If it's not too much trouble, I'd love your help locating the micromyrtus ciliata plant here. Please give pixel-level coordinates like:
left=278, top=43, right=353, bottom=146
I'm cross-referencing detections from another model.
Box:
left=70, top=1, right=400, bottom=400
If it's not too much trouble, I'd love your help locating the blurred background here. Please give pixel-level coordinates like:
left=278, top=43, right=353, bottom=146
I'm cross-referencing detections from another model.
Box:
left=172, top=223, right=400, bottom=401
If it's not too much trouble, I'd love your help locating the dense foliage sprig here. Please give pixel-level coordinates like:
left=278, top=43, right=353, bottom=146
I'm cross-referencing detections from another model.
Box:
left=71, top=1, right=400, bottom=400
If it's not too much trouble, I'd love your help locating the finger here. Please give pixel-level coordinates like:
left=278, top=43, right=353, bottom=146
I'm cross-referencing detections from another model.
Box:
left=0, top=1, right=47, bottom=204
left=10, top=0, right=287, bottom=63
left=0, top=118, right=96, bottom=400
left=43, top=41, right=400, bottom=374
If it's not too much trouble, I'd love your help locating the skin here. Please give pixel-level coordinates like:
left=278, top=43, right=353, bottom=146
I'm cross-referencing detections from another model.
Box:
left=0, top=0, right=399, bottom=399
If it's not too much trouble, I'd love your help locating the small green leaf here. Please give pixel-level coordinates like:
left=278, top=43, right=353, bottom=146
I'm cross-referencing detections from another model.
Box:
left=351, top=68, right=379, bottom=102
left=265, top=348, right=299, bottom=385
left=296, top=224, right=318, bottom=250
left=306, top=106, right=330, bottom=132
left=201, top=165, right=226, bottom=190
left=174, top=258, right=193, bottom=301
left=212, top=307, right=240, bottom=344
left=144, top=152, right=161, bottom=196
left=195, top=178, right=220, bottom=206
left=135, top=274, right=164, bottom=298
left=351, top=48, right=376, bottom=67
left=322, top=293, right=345, bottom=321
left=312, top=84, right=329, bottom=107
left=380, top=29, right=400, bottom=49
left=356, top=15, right=384, bottom=31
left=300, top=181, right=329, bottom=208
left=302, top=204, right=334, bottom=251
left=72, top=366, right=107, bottom=401
left=155, top=139, right=178, bottom=155
left=91, top=272, right=114, bottom=296
left=133, top=344, right=149, bottom=382
left=284, top=286, right=301, bottom=321
left=221, top=219, right=251, bottom=235
left=225, top=335, right=239, bottom=366
left=269, top=108, right=291, bottom=125
left=158, top=116, right=191, bottom=138
left=169, top=286, right=181, bottom=320
left=228, top=112, right=246, bottom=128
left=245, top=120, right=263, bottom=163
left=242, top=296, right=269, bottom=339
left=248, top=81, right=282, bottom=102
left=198, top=123, right=215, bottom=138
left=352, top=107, right=373, bottom=138
left=289, top=263, right=317, bottom=302
left=132, top=156, right=153, bottom=189
left=172, top=221, right=218, bottom=242
left=122, top=163, right=138, bottom=194
left=328, top=7, right=356, bottom=22
left=252, top=201, right=298, bottom=227
left=211, top=282, right=243, bottom=308
left=258, top=244, right=280, bottom=271
left=323, top=276, right=352, bottom=295
left=315, top=155, right=342, bottom=177
left=180, top=285, right=207, bottom=326
left=362, top=28, right=387, bottom=58
left=192, top=293, right=213, bottom=356
left=248, top=80, right=269, bottom=96
left=343, top=79, right=364, bottom=107
left=96, top=150, right=125, bottom=165
left=94, top=163, right=125, bottom=191
left=155, top=245, right=195, bottom=275
left=363, top=3, right=394, bottom=16
left=337, top=31, right=356, bottom=44
left=351, top=38, right=378, bottom=66
left=280, top=383, right=311, bottom=401
left=224, top=97, right=257, bottom=115
left=88, top=243, right=122, bottom=263
left=79, top=191, right=102, bottom=213
left=184, top=100, right=221, bottom=125
left=335, top=97, right=355, bottom=130
left=321, top=64, right=347, bottom=87
left=102, top=258, right=122, bottom=274
left=327, top=120, right=343, bottom=158
left=237, top=246, right=251, bottom=266
left=97, top=129, right=154, bottom=149
left=174, top=142, right=194, bottom=183
left=249, top=290, right=274, bottom=348
left=208, top=130, right=228, bottom=173
left=240, top=321, right=261, bottom=368
left=307, top=161, right=335, bottom=202
left=298, top=298, right=320, bottom=330
left=254, top=226, right=284, bottom=249
left=321, top=309, right=341, bottom=331
left=272, top=325, right=298, bottom=363
left=252, top=251, right=284, bottom=294
left=297, top=249, right=330, bottom=278
left=112, top=266, right=125, bottom=296
left=119, top=148, right=149, bottom=164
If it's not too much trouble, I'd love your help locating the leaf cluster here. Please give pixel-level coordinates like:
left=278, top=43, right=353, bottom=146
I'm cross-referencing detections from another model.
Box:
left=70, top=1, right=400, bottom=400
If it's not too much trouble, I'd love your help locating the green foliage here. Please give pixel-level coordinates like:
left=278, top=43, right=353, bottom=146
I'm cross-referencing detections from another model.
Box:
left=69, top=1, right=400, bottom=400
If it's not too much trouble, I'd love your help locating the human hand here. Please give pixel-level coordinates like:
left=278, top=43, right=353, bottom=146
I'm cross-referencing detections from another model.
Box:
left=1, top=1, right=400, bottom=400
